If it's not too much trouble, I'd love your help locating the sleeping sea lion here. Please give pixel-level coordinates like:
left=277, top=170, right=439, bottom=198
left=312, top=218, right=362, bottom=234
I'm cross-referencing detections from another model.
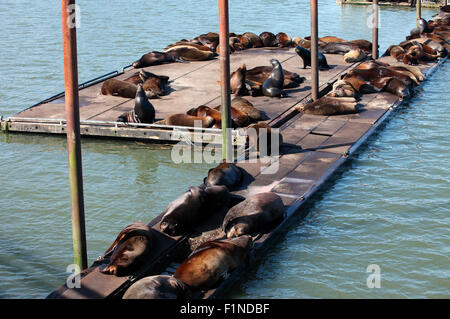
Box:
left=173, top=235, right=253, bottom=290
left=384, top=78, right=410, bottom=100
left=154, top=114, right=215, bottom=127
left=295, top=46, right=330, bottom=70
left=166, top=46, right=216, bottom=61
left=262, top=59, right=286, bottom=98
left=292, top=36, right=311, bottom=49
left=259, top=31, right=278, bottom=47
left=212, top=104, right=250, bottom=128
left=240, top=32, right=263, bottom=48
left=204, top=161, right=244, bottom=190
left=343, top=48, right=366, bottom=63
left=295, top=96, right=358, bottom=116
left=222, top=192, right=285, bottom=238
left=187, top=105, right=223, bottom=128
left=348, top=39, right=373, bottom=52
left=327, top=80, right=359, bottom=99
left=163, top=42, right=212, bottom=52
left=246, top=66, right=305, bottom=89
left=160, top=185, right=243, bottom=236
left=132, top=51, right=185, bottom=68
left=101, top=222, right=153, bottom=276
left=122, top=275, right=190, bottom=299
left=101, top=78, right=159, bottom=99
left=320, top=36, right=346, bottom=43
left=318, top=41, right=356, bottom=54
left=230, top=97, right=264, bottom=122
left=276, top=32, right=291, bottom=47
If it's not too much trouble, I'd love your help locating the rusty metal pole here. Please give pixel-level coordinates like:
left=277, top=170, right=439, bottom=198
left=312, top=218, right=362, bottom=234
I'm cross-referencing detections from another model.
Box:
left=61, top=0, right=88, bottom=270
left=416, top=0, right=422, bottom=26
left=372, top=0, right=379, bottom=59
left=310, top=0, right=319, bottom=101
left=218, top=0, right=233, bottom=162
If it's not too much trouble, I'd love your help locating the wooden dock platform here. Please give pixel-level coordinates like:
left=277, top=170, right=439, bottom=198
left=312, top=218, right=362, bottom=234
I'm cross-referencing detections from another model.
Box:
left=45, top=53, right=447, bottom=299
left=1, top=47, right=360, bottom=146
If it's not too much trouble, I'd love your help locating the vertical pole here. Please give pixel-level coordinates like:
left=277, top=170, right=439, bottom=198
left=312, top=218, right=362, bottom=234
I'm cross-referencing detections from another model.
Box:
left=310, top=0, right=319, bottom=101
left=61, top=0, right=87, bottom=270
left=218, top=0, right=233, bottom=162
left=416, top=0, right=421, bottom=26
left=372, top=0, right=379, bottom=59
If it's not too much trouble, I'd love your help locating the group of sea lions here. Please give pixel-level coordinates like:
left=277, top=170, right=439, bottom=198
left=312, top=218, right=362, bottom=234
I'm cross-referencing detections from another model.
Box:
left=97, top=161, right=285, bottom=299
left=301, top=13, right=449, bottom=111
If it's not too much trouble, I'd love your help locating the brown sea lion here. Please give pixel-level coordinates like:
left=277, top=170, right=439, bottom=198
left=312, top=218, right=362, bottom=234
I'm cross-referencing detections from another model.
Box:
left=154, top=114, right=215, bottom=127
left=384, top=78, right=411, bottom=100
left=240, top=32, right=263, bottom=48
left=327, top=80, right=358, bottom=99
left=212, top=104, right=250, bottom=128
left=403, top=43, right=424, bottom=65
left=187, top=105, right=223, bottom=128
left=163, top=42, right=212, bottom=52
left=230, top=64, right=249, bottom=96
left=101, top=79, right=158, bottom=99
left=190, top=33, right=219, bottom=51
left=342, top=73, right=378, bottom=94
left=343, top=48, right=366, bottom=63
left=222, top=192, right=285, bottom=238
left=348, top=39, right=373, bottom=52
left=245, top=122, right=283, bottom=156
left=101, top=222, right=153, bottom=276
left=166, top=46, right=216, bottom=61
left=276, top=32, right=291, bottom=47
left=259, top=31, right=278, bottom=47
left=318, top=41, right=357, bottom=54
left=355, top=60, right=390, bottom=70
left=122, top=275, right=190, bottom=299
left=230, top=97, right=263, bottom=122
left=292, top=36, right=311, bottom=49
left=296, top=96, right=358, bottom=116
left=204, top=161, right=244, bottom=190
left=132, top=51, right=184, bottom=68
left=320, top=36, right=346, bottom=43
left=160, top=185, right=243, bottom=236
left=390, top=63, right=424, bottom=82
left=173, top=235, right=253, bottom=290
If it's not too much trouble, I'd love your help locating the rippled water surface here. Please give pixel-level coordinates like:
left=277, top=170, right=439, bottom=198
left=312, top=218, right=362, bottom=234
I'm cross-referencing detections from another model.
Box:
left=0, top=1, right=448, bottom=298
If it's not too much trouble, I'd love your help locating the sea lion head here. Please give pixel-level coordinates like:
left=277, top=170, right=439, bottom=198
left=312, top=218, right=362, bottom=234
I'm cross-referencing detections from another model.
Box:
left=226, top=221, right=250, bottom=238
left=386, top=78, right=410, bottom=100
left=160, top=220, right=179, bottom=236
left=295, top=45, right=309, bottom=58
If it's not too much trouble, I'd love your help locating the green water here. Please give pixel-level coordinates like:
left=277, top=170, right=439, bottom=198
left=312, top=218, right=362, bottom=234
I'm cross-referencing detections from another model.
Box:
left=0, top=1, right=448, bottom=298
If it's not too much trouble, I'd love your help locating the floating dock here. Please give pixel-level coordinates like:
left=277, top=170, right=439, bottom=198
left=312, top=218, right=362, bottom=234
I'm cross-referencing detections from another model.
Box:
left=43, top=49, right=447, bottom=298
left=1, top=48, right=360, bottom=147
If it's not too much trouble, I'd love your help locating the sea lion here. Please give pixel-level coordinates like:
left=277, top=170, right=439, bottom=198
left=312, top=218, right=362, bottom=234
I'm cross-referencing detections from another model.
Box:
left=246, top=66, right=305, bottom=89
left=384, top=78, right=410, bottom=100
left=292, top=36, right=311, bottom=49
left=154, top=114, right=215, bottom=127
left=262, top=59, right=286, bottom=98
left=295, top=46, right=330, bottom=70
left=318, top=41, right=356, bottom=54
left=295, top=96, right=358, bottom=116
left=101, top=78, right=158, bottom=99
left=117, top=84, right=156, bottom=124
left=160, top=185, right=243, bottom=236
left=259, top=31, right=278, bottom=47
left=343, top=48, right=366, bottom=63
left=348, top=39, right=373, bottom=52
left=240, top=32, right=263, bottom=48
left=132, top=51, right=184, bottom=68
left=222, top=192, right=285, bottom=238
left=122, top=275, right=190, bottom=299
left=390, top=63, right=424, bottom=82
left=409, top=18, right=430, bottom=38
left=320, top=36, right=346, bottom=43
left=245, top=122, right=283, bottom=156
left=166, top=46, right=216, bottom=61
left=204, top=161, right=244, bottom=190
left=173, top=235, right=253, bottom=290
left=276, top=32, right=291, bottom=47
left=403, top=43, right=424, bottom=65
left=342, top=73, right=378, bottom=94
left=187, top=105, right=223, bottom=128
left=101, top=222, right=153, bottom=276
left=327, top=80, right=358, bottom=99
left=230, top=97, right=264, bottom=122
left=212, top=104, right=250, bottom=128
left=383, top=45, right=406, bottom=60
left=355, top=60, right=390, bottom=70
left=230, top=64, right=250, bottom=96
left=163, top=42, right=212, bottom=52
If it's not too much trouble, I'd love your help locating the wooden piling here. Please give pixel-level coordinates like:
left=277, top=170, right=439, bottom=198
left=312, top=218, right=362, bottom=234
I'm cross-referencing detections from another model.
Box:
left=218, top=0, right=233, bottom=162
left=372, top=0, right=379, bottom=59
left=310, top=0, right=319, bottom=101
left=61, top=0, right=88, bottom=270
